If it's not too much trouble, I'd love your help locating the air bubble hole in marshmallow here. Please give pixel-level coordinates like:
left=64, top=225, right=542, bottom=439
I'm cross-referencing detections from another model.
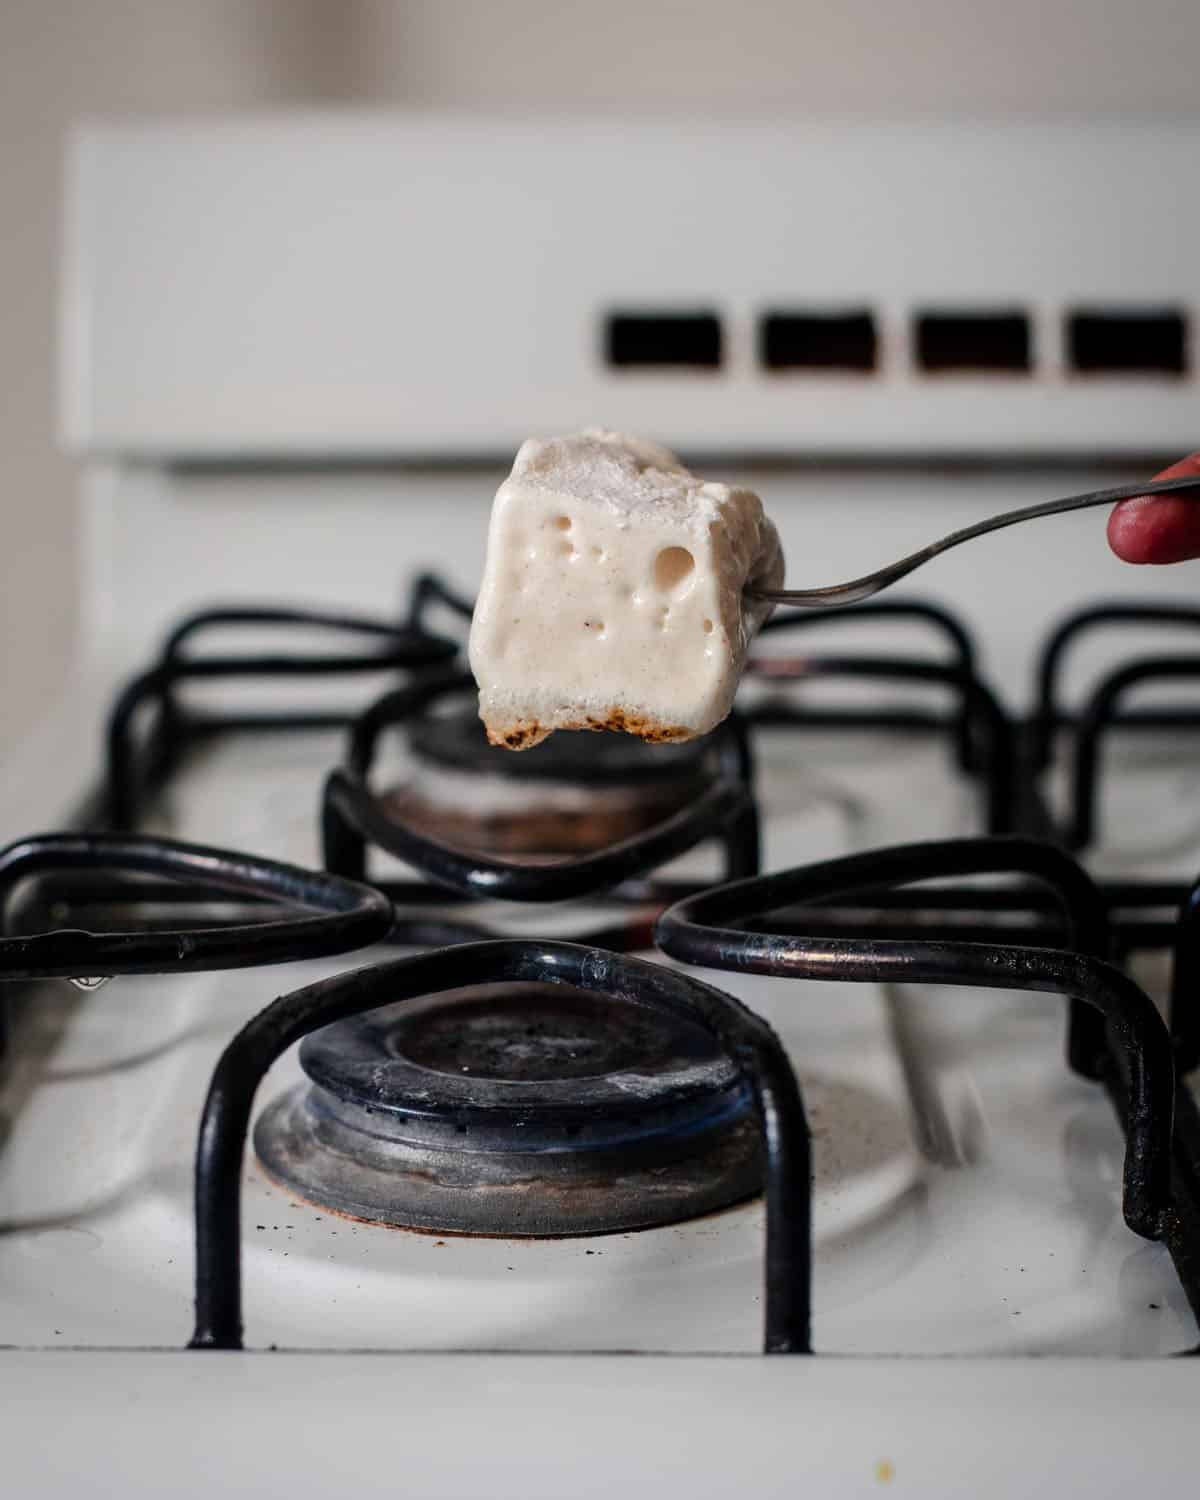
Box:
left=654, top=546, right=695, bottom=594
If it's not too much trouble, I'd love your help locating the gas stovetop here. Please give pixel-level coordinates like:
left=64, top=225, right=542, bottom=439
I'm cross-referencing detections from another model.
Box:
left=3, top=579, right=1198, bottom=1368
left=11, top=112, right=1200, bottom=1498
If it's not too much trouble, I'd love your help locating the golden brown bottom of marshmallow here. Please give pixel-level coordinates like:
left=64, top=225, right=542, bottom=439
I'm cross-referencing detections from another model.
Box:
left=482, top=707, right=696, bottom=751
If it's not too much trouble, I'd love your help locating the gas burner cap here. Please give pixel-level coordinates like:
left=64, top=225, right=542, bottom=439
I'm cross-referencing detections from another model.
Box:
left=254, top=981, right=762, bottom=1236
left=409, top=708, right=709, bottom=785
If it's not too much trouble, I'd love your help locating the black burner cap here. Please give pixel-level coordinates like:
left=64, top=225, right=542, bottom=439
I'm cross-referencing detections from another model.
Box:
left=254, top=980, right=762, bottom=1236
left=301, top=982, right=744, bottom=1139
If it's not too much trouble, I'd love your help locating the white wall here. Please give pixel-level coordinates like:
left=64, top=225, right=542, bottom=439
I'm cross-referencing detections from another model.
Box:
left=344, top=0, right=1200, bottom=115
left=0, top=0, right=341, bottom=733
left=5, top=0, right=1200, bottom=736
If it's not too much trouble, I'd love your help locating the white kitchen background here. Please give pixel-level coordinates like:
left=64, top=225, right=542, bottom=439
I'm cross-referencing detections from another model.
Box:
left=4, top=0, right=1200, bottom=732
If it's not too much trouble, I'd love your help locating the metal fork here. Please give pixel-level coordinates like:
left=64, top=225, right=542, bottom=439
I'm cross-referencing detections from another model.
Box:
left=747, top=473, right=1200, bottom=608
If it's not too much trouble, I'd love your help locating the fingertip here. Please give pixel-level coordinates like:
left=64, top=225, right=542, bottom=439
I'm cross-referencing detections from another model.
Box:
left=1108, top=493, right=1200, bottom=564
left=1107, top=452, right=1200, bottom=564
left=1107, top=497, right=1154, bottom=562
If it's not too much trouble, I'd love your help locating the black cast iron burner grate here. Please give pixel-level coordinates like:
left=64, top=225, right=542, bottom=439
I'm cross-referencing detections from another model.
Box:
left=321, top=670, right=760, bottom=903
left=655, top=834, right=1200, bottom=1338
left=748, top=602, right=1015, bottom=834
left=0, top=832, right=392, bottom=981
left=755, top=598, right=981, bottom=758
left=103, top=602, right=457, bottom=830
left=1029, top=601, right=1200, bottom=850
left=190, top=940, right=812, bottom=1354
left=405, top=571, right=476, bottom=638
left=7, top=856, right=670, bottom=966
left=0, top=829, right=393, bottom=1156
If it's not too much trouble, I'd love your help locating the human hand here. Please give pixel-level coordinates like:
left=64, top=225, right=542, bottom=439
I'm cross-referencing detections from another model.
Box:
left=1108, top=452, right=1200, bottom=563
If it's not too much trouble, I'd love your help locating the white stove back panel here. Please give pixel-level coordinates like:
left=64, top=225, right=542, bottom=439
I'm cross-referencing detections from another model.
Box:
left=65, top=118, right=1200, bottom=458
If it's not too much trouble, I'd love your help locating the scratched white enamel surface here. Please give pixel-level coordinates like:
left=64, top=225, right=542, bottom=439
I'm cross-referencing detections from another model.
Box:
left=2, top=703, right=1192, bottom=1355
left=1, top=945, right=1189, bottom=1354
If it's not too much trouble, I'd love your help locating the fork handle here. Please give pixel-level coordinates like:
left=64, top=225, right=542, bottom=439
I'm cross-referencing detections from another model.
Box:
left=750, top=473, right=1200, bottom=609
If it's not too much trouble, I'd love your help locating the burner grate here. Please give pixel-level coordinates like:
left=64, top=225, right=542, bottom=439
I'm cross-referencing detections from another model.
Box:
left=1029, top=601, right=1200, bottom=849
left=321, top=670, right=759, bottom=902
left=1032, top=602, right=1200, bottom=767
left=748, top=600, right=1015, bottom=834
left=0, top=830, right=392, bottom=1183
left=655, top=834, right=1200, bottom=1338
left=103, top=603, right=456, bottom=830
left=0, top=832, right=392, bottom=981
left=405, top=571, right=477, bottom=637
left=190, top=940, right=812, bottom=1354
left=757, top=597, right=983, bottom=765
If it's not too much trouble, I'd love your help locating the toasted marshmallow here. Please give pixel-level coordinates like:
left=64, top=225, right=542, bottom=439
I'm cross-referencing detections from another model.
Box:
left=468, top=430, right=783, bottom=749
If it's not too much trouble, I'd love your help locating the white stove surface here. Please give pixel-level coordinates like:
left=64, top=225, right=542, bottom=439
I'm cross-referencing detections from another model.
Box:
left=2, top=1351, right=1194, bottom=1500
left=2, top=713, right=1194, bottom=1360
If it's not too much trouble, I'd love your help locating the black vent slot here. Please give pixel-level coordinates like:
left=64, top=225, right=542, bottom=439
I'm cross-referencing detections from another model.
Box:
left=606, top=311, right=722, bottom=369
left=1067, top=308, right=1188, bottom=376
left=760, top=310, right=877, bottom=372
left=915, top=310, right=1031, bottom=373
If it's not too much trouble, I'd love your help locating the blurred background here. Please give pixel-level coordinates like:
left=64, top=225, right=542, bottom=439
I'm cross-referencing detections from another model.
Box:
left=4, top=0, right=1200, bottom=732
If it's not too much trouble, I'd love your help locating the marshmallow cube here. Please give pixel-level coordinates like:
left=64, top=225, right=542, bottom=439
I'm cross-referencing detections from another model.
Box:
left=468, top=431, right=784, bottom=749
